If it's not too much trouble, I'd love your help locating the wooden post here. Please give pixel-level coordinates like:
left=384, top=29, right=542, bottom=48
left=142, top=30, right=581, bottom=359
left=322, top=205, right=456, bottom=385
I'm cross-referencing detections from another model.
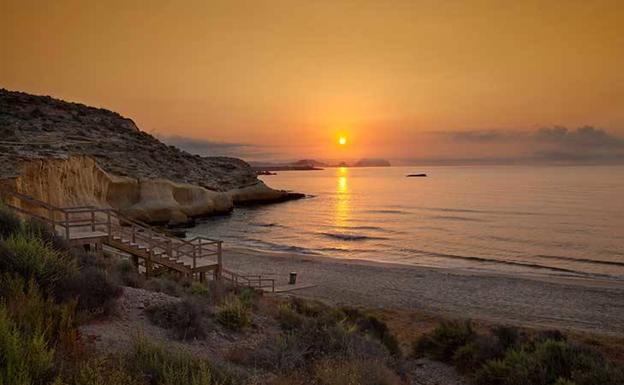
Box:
left=145, top=251, right=152, bottom=279
left=216, top=241, right=223, bottom=280
left=199, top=272, right=205, bottom=283
left=90, top=210, right=95, bottom=231
left=106, top=211, right=112, bottom=242
left=64, top=211, right=70, bottom=240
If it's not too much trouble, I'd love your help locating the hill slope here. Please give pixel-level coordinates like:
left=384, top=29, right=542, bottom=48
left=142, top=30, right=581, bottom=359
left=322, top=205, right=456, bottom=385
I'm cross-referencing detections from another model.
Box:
left=0, top=89, right=299, bottom=224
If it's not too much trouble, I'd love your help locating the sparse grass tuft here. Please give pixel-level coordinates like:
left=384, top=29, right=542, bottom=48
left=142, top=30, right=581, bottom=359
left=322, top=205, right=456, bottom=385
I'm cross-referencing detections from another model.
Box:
left=215, top=296, right=251, bottom=331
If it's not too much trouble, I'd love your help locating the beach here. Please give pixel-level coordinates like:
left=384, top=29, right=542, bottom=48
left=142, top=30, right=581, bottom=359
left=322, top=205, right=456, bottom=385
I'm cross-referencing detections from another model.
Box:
left=224, top=247, right=624, bottom=336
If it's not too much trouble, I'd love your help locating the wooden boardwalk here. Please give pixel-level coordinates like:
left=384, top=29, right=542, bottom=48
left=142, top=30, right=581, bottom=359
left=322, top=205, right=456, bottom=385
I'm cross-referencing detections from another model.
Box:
left=2, top=190, right=275, bottom=291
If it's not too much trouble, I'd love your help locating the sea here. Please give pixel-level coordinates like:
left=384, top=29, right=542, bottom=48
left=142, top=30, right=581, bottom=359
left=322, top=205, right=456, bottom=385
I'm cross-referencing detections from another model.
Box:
left=191, top=166, right=624, bottom=280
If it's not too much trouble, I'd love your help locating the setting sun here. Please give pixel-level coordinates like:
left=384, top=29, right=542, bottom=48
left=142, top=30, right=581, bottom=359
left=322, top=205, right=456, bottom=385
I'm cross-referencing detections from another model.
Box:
left=338, top=137, right=347, bottom=145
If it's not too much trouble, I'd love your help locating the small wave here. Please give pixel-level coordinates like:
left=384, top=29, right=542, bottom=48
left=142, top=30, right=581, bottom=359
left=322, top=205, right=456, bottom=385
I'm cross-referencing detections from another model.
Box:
left=402, top=248, right=602, bottom=276
left=320, top=232, right=389, bottom=241
left=430, top=215, right=485, bottom=222
left=250, top=222, right=284, bottom=228
left=333, top=225, right=396, bottom=233
left=536, top=254, right=624, bottom=267
left=364, top=209, right=408, bottom=215
left=243, top=238, right=320, bottom=255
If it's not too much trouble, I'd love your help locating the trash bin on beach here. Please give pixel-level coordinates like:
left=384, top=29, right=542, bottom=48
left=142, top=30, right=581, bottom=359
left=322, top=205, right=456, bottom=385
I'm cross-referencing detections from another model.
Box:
left=289, top=272, right=297, bottom=285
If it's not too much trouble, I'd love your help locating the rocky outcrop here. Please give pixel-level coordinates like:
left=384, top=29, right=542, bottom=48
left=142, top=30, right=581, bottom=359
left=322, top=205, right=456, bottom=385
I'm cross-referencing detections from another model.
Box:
left=0, top=89, right=301, bottom=225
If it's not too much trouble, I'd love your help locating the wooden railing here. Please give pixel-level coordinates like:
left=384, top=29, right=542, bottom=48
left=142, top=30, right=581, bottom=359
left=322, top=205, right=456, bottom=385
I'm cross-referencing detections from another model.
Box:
left=1, top=190, right=222, bottom=275
left=222, top=268, right=275, bottom=292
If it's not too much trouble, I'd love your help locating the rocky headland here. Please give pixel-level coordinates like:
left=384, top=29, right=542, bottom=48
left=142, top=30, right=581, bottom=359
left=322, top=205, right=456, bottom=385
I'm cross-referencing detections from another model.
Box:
left=0, top=89, right=302, bottom=225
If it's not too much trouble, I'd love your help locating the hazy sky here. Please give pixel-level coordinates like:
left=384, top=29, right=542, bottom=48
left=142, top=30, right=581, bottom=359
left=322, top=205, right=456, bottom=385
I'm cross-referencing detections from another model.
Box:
left=2, top=0, right=623, bottom=162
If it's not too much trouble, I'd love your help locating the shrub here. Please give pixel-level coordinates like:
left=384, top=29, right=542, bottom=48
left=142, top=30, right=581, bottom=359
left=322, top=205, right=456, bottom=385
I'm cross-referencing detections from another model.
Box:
left=114, top=259, right=144, bottom=288
left=453, top=335, right=504, bottom=373
left=146, top=299, right=208, bottom=340
left=314, top=359, right=402, bottom=385
left=65, top=266, right=121, bottom=316
left=216, top=297, right=251, bottom=331
left=277, top=303, right=304, bottom=331
left=0, top=305, right=56, bottom=385
left=414, top=320, right=474, bottom=362
left=62, top=357, right=144, bottom=385
left=0, top=275, right=76, bottom=347
left=189, top=282, right=210, bottom=297
left=473, top=338, right=624, bottom=385
left=290, top=297, right=331, bottom=318
left=23, top=217, right=70, bottom=252
left=342, top=307, right=400, bottom=356
left=237, top=287, right=259, bottom=309
left=0, top=204, right=21, bottom=239
left=145, top=277, right=184, bottom=297
left=125, top=338, right=238, bottom=385
left=0, top=234, right=78, bottom=297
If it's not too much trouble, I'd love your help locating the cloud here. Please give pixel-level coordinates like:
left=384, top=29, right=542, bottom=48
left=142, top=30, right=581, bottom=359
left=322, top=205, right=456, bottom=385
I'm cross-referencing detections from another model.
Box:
left=158, top=135, right=278, bottom=160
left=426, top=126, right=624, bottom=164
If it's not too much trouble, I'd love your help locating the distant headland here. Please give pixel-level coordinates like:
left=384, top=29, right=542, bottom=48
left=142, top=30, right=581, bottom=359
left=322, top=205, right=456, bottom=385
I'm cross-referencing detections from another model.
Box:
left=251, top=158, right=391, bottom=172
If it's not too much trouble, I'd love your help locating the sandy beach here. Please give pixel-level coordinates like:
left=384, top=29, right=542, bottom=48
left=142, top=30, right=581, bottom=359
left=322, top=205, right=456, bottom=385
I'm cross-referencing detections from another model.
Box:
left=223, top=247, right=624, bottom=336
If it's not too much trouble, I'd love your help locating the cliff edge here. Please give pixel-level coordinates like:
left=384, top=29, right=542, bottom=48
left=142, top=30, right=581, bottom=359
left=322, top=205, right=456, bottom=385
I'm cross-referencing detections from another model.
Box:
left=0, top=89, right=300, bottom=225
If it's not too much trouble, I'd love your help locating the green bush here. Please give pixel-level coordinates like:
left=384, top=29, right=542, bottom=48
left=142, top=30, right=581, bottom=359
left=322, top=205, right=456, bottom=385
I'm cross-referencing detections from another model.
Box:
left=237, top=287, right=258, bottom=309
left=314, top=358, right=402, bottom=385
left=0, top=234, right=78, bottom=297
left=473, top=338, right=624, bottom=385
left=61, top=357, right=144, bottom=385
left=0, top=305, right=56, bottom=385
left=0, top=274, right=76, bottom=346
left=215, top=297, right=251, bottom=331
left=125, top=338, right=239, bottom=385
left=146, top=299, right=208, bottom=340
left=23, top=217, right=70, bottom=252
left=65, top=266, right=121, bottom=316
left=189, top=282, right=210, bottom=297
left=277, top=303, right=304, bottom=331
left=114, top=259, right=144, bottom=288
left=0, top=204, right=21, bottom=239
left=414, top=320, right=474, bottom=362
left=341, top=307, right=400, bottom=357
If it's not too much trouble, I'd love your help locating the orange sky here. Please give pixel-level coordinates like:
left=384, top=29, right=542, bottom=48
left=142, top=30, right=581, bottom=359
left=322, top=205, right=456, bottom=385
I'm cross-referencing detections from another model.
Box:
left=1, top=0, right=623, bottom=162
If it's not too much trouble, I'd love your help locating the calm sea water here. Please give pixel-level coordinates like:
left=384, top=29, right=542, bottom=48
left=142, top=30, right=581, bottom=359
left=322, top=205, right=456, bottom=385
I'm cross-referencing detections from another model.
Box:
left=192, top=166, right=624, bottom=280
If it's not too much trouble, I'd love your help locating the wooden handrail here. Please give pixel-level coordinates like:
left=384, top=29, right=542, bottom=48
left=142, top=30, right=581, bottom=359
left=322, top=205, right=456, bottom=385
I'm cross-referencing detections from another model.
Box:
left=2, top=189, right=226, bottom=281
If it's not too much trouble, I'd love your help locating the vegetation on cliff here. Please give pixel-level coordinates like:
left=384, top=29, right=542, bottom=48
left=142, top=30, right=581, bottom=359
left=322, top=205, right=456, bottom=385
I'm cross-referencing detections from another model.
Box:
left=0, top=89, right=258, bottom=191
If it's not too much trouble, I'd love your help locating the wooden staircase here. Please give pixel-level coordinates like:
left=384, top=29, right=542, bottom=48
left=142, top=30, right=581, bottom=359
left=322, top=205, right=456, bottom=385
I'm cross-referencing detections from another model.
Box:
left=2, top=190, right=275, bottom=291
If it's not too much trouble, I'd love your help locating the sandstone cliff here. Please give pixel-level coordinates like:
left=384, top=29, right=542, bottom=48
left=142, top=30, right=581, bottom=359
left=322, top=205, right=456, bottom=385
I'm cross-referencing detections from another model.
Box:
left=0, top=89, right=300, bottom=225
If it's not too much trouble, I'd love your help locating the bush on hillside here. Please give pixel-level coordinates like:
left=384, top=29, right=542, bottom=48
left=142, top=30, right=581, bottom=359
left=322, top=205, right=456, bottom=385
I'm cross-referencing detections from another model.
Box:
left=0, top=204, right=21, bottom=239
left=0, top=305, right=56, bottom=385
left=23, top=217, right=70, bottom=252
left=64, top=266, right=122, bottom=316
left=313, top=358, right=402, bottom=385
left=146, top=299, right=209, bottom=340
left=125, top=338, right=240, bottom=385
left=341, top=307, right=401, bottom=357
left=216, top=296, right=251, bottom=331
left=0, top=234, right=78, bottom=298
left=413, top=320, right=474, bottom=362
left=114, top=259, right=145, bottom=288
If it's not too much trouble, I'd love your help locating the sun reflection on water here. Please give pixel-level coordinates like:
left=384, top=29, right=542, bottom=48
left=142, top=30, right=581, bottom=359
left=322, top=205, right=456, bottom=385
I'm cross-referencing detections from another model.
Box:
left=335, top=168, right=350, bottom=228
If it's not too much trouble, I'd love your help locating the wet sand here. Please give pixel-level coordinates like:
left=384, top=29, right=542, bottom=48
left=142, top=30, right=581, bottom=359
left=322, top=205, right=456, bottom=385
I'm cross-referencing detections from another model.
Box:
left=223, top=247, right=624, bottom=336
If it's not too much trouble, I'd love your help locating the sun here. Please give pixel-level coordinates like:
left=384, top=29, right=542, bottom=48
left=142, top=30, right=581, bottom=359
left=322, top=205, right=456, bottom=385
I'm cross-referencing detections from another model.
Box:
left=338, top=136, right=347, bottom=145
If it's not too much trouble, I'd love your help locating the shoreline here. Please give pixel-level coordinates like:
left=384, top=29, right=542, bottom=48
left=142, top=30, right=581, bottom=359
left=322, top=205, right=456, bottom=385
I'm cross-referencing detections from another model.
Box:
left=222, top=246, right=624, bottom=336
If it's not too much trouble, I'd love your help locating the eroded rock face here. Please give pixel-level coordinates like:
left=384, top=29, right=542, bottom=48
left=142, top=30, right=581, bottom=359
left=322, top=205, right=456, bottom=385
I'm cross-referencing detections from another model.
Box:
left=0, top=89, right=294, bottom=225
